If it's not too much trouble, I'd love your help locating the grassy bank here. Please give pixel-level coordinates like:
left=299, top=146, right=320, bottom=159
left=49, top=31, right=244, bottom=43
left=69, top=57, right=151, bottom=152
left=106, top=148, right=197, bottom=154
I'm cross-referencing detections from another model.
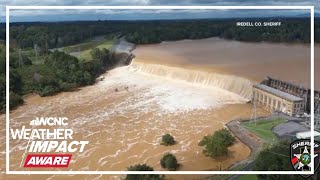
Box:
left=78, top=39, right=115, bottom=60
left=241, top=118, right=285, bottom=142
left=237, top=174, right=258, bottom=180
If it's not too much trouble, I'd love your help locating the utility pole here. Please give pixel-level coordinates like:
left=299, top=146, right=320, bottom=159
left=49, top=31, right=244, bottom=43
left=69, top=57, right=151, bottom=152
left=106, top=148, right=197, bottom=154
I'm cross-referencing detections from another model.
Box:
left=250, top=96, right=257, bottom=126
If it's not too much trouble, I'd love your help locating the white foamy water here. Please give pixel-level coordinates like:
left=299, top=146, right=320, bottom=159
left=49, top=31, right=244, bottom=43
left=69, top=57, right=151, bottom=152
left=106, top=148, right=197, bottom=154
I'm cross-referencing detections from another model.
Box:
left=129, top=62, right=253, bottom=100
left=101, top=62, right=251, bottom=113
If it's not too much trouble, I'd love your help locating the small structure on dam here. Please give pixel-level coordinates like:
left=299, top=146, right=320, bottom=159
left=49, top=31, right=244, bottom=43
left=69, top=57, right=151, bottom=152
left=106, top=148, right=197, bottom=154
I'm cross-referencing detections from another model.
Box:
left=252, top=84, right=304, bottom=116
left=111, top=37, right=136, bottom=65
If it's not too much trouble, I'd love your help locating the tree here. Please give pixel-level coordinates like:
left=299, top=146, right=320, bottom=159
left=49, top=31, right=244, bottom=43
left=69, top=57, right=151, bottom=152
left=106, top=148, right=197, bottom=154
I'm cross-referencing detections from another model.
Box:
left=161, top=134, right=175, bottom=146
left=90, top=48, right=101, bottom=60
left=9, top=91, right=23, bottom=110
left=253, top=141, right=304, bottom=180
left=213, top=128, right=236, bottom=146
left=125, top=164, right=165, bottom=180
left=198, top=129, right=236, bottom=158
left=160, top=153, right=178, bottom=171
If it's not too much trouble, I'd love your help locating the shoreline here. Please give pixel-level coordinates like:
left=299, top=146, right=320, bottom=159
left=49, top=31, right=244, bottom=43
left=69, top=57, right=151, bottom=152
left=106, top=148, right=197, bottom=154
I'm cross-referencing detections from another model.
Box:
left=137, top=36, right=318, bottom=48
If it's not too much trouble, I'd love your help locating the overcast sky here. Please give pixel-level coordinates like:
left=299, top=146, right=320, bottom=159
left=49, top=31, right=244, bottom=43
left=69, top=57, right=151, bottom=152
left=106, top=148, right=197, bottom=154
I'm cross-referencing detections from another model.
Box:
left=1, top=0, right=319, bottom=22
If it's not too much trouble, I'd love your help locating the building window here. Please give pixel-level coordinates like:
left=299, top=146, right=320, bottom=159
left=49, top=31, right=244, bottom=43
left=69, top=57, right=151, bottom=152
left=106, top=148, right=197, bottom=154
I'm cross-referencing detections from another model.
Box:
left=269, top=98, right=272, bottom=105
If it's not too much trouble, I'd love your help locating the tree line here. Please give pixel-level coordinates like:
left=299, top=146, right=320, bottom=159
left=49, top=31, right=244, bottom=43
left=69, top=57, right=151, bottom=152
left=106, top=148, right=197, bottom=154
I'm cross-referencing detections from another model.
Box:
left=2, top=18, right=319, bottom=50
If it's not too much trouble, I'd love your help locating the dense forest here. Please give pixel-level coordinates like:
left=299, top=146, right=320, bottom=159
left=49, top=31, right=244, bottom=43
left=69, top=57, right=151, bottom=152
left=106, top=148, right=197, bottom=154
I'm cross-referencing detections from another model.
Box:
left=0, top=43, right=115, bottom=112
left=1, top=18, right=319, bottom=50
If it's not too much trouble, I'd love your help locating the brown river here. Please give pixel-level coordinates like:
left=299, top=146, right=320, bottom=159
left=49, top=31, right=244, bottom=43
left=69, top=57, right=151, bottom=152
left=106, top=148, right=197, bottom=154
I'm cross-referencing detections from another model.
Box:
left=1, top=38, right=319, bottom=180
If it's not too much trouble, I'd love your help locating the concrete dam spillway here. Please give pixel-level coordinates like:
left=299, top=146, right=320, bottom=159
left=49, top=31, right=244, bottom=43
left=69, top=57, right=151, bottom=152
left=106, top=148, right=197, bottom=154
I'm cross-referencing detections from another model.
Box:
left=129, top=62, right=254, bottom=100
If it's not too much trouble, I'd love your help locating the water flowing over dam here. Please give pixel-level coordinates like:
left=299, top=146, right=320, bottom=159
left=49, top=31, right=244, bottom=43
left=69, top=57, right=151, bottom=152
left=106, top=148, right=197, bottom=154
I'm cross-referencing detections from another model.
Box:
left=129, top=62, right=254, bottom=100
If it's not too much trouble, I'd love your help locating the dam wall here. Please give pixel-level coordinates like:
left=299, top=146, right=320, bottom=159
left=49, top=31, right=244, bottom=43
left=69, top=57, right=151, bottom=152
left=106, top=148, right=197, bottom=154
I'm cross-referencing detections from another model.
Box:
left=261, top=76, right=320, bottom=113
left=130, top=62, right=254, bottom=100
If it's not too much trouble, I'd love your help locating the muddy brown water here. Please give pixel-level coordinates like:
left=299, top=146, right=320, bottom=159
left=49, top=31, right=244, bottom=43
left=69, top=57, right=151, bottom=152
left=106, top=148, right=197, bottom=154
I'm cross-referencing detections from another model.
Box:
left=1, top=38, right=318, bottom=180
left=134, top=38, right=319, bottom=90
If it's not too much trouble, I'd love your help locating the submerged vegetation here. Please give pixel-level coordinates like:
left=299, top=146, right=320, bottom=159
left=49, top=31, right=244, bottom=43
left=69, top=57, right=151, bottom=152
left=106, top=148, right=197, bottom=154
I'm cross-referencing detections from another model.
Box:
left=199, top=129, right=236, bottom=158
left=161, top=134, right=175, bottom=146
left=160, top=153, right=179, bottom=171
left=126, top=164, right=165, bottom=180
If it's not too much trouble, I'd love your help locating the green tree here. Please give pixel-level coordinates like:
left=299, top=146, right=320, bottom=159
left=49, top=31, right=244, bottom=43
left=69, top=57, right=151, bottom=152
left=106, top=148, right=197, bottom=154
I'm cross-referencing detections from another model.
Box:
left=125, top=164, right=165, bottom=180
left=253, top=141, right=304, bottom=180
left=9, top=91, right=23, bottom=109
left=161, top=134, right=175, bottom=146
left=90, top=48, right=101, bottom=60
left=198, top=129, right=236, bottom=158
left=160, top=153, right=178, bottom=171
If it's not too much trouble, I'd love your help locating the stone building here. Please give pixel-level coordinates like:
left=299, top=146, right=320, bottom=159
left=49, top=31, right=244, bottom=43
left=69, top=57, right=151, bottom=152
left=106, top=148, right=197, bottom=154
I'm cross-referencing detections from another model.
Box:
left=252, top=84, right=304, bottom=116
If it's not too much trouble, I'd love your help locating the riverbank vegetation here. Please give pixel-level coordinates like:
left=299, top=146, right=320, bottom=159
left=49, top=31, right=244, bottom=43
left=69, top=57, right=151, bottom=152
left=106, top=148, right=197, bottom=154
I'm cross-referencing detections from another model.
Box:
left=3, top=41, right=116, bottom=111
left=0, top=44, right=6, bottom=112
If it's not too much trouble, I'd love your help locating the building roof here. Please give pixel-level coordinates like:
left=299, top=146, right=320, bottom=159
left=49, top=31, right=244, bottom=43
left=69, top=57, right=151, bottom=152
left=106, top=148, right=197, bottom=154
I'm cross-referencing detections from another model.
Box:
left=253, top=84, right=303, bottom=102
left=296, top=131, right=320, bottom=139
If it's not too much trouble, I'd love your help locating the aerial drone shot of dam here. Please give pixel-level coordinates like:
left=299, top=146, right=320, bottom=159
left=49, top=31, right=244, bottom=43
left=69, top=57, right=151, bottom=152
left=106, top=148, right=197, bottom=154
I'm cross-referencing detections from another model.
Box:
left=1, top=11, right=320, bottom=180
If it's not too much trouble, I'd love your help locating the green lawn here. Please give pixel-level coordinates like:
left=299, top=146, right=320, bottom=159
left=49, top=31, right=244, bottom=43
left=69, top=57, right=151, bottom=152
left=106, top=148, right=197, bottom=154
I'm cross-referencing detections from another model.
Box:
left=241, top=118, right=285, bottom=142
left=78, top=39, right=115, bottom=61
left=237, top=174, right=258, bottom=180
left=62, top=41, right=101, bottom=53
left=57, top=38, right=115, bottom=61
